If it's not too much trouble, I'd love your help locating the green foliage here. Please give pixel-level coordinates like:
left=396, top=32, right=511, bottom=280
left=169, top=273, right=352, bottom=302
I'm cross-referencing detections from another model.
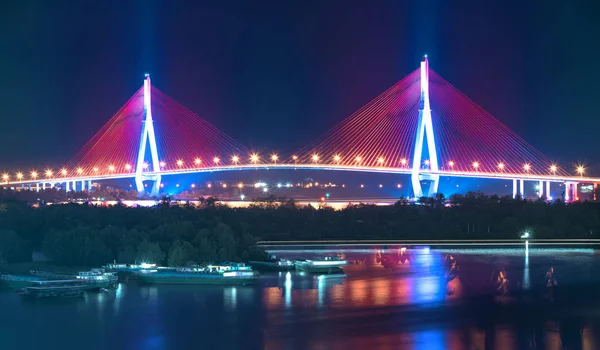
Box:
left=0, top=229, right=29, bottom=263
left=0, top=192, right=599, bottom=267
left=136, top=240, right=165, bottom=264
left=167, top=239, right=196, bottom=266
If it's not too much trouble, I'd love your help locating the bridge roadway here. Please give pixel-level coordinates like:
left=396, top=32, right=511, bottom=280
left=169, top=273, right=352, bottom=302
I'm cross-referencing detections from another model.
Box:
left=4, top=163, right=600, bottom=186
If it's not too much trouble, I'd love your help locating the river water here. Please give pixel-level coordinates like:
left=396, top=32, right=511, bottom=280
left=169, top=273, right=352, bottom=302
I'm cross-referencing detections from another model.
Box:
left=2, top=246, right=600, bottom=349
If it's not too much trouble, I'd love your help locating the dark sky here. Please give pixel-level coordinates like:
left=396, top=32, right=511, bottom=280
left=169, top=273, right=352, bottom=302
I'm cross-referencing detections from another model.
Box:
left=1, top=0, right=599, bottom=170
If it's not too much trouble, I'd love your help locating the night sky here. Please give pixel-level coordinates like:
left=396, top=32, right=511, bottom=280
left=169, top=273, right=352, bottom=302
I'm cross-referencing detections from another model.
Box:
left=1, top=0, right=599, bottom=171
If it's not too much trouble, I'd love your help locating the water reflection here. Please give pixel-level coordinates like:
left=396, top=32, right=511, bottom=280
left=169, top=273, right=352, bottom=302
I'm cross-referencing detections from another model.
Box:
left=4, top=248, right=600, bottom=349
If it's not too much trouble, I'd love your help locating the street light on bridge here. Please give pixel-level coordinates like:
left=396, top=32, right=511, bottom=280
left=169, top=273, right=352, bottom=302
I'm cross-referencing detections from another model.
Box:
left=400, top=158, right=407, bottom=166
left=355, top=156, right=362, bottom=164
left=159, top=161, right=166, bottom=168
left=194, top=158, right=202, bottom=166
left=550, top=164, right=557, bottom=175
left=250, top=153, right=260, bottom=164
left=213, top=157, right=220, bottom=165
left=472, top=161, right=479, bottom=170
left=108, top=165, right=115, bottom=172
left=2, top=173, right=9, bottom=182
left=448, top=160, right=455, bottom=168
left=312, top=154, right=319, bottom=163
left=377, top=157, right=385, bottom=165
left=31, top=171, right=38, bottom=180
left=176, top=159, right=184, bottom=167
left=231, top=155, right=239, bottom=164
left=16, top=172, right=23, bottom=180
left=523, top=163, right=531, bottom=172
left=61, top=168, right=68, bottom=176
left=497, top=162, right=505, bottom=171
left=45, top=169, right=53, bottom=178
left=333, top=154, right=341, bottom=163
left=577, top=165, right=585, bottom=177
left=124, top=164, right=131, bottom=171
left=270, top=154, right=278, bottom=163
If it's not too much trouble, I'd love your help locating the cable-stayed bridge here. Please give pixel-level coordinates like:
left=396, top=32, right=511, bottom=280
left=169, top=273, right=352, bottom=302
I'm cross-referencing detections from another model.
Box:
left=2, top=58, right=594, bottom=201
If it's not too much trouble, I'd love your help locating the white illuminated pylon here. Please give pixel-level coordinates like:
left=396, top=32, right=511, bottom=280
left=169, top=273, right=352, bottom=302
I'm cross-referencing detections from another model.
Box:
left=411, top=56, right=439, bottom=198
left=135, top=74, right=162, bottom=195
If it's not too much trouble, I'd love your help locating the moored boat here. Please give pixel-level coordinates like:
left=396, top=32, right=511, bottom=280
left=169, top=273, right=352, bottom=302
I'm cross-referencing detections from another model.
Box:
left=17, top=280, right=87, bottom=299
left=138, top=263, right=258, bottom=285
left=0, top=274, right=44, bottom=289
left=294, top=256, right=347, bottom=274
left=248, top=255, right=295, bottom=271
left=75, top=269, right=118, bottom=289
left=31, top=269, right=118, bottom=289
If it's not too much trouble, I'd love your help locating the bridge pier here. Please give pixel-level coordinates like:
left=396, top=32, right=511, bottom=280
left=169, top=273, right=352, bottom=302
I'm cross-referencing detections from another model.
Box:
left=88, top=180, right=92, bottom=192
left=538, top=180, right=543, bottom=198
left=520, top=179, right=524, bottom=198
left=546, top=181, right=551, bottom=199
left=65, top=181, right=70, bottom=192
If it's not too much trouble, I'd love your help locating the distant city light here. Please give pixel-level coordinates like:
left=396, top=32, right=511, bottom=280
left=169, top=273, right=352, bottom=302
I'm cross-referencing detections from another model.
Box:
left=191, top=184, right=196, bottom=188
left=263, top=187, right=268, bottom=193
left=277, top=183, right=282, bottom=188
left=240, top=194, right=245, bottom=200
left=360, top=184, right=364, bottom=188
left=176, top=184, right=180, bottom=188
left=207, top=184, right=212, bottom=188
left=254, top=182, right=266, bottom=188
left=397, top=184, right=401, bottom=188
left=238, top=182, right=243, bottom=189
left=379, top=184, right=383, bottom=188
left=222, top=183, right=227, bottom=188
left=521, top=231, right=530, bottom=239
left=286, top=183, right=291, bottom=188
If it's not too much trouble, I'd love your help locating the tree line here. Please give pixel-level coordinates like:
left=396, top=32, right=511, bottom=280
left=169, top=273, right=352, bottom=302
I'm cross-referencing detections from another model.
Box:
left=0, top=192, right=598, bottom=267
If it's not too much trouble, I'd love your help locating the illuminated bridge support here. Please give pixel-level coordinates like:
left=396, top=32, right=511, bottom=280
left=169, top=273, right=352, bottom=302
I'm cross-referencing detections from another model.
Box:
left=135, top=74, right=162, bottom=196
left=565, top=181, right=578, bottom=202
left=411, top=56, right=439, bottom=198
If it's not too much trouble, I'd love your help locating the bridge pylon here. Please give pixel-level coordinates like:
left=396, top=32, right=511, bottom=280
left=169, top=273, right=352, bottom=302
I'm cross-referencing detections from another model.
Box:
left=411, top=56, right=439, bottom=198
left=135, top=74, right=162, bottom=196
